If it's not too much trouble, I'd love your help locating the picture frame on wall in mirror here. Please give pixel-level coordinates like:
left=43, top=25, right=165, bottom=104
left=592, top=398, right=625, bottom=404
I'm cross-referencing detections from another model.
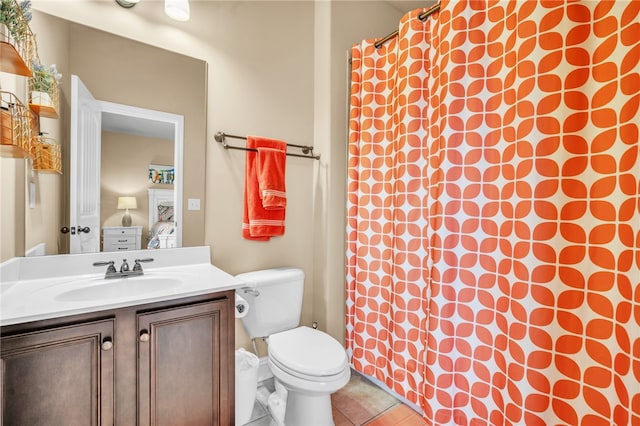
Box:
left=148, top=164, right=174, bottom=185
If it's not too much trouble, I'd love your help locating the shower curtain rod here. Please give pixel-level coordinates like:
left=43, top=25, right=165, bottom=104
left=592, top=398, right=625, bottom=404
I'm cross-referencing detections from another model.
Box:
left=214, top=131, right=320, bottom=160
left=374, top=2, right=441, bottom=48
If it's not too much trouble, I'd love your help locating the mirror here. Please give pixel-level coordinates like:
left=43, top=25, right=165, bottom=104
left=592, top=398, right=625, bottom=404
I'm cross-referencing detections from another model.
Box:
left=70, top=77, right=184, bottom=253
left=18, top=10, right=207, bottom=256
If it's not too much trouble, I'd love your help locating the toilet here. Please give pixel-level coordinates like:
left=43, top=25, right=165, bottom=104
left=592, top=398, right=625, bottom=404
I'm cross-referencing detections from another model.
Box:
left=236, top=267, right=350, bottom=426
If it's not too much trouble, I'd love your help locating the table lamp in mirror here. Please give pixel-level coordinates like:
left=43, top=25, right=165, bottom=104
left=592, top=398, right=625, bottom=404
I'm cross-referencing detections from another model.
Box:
left=117, top=196, right=137, bottom=227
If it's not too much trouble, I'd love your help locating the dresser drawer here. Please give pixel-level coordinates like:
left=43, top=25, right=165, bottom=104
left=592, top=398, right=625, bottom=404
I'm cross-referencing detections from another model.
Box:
left=104, top=229, right=138, bottom=238
left=102, top=226, right=142, bottom=252
left=104, top=235, right=137, bottom=245
left=103, top=241, right=136, bottom=252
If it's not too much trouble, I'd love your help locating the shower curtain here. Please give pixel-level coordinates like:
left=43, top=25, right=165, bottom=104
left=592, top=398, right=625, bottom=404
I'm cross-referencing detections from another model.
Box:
left=346, top=1, right=640, bottom=424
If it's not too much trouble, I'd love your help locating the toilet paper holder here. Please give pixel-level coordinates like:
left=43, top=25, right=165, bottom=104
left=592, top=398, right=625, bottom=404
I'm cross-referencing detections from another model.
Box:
left=235, top=293, right=251, bottom=319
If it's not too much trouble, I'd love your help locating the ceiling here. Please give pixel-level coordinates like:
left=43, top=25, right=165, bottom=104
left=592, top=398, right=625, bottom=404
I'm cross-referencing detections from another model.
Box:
left=102, top=111, right=174, bottom=140
left=386, top=0, right=437, bottom=14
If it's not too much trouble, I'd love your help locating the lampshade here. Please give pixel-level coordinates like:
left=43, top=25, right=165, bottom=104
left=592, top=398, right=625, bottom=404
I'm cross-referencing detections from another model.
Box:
left=117, top=196, right=138, bottom=210
left=165, top=0, right=190, bottom=21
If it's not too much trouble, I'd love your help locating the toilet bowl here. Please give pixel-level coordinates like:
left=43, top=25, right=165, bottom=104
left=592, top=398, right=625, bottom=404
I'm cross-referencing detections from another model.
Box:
left=235, top=268, right=351, bottom=425
left=268, top=326, right=350, bottom=425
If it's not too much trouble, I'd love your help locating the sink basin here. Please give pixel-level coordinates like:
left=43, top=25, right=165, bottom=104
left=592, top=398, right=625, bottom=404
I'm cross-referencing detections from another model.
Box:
left=55, top=275, right=182, bottom=302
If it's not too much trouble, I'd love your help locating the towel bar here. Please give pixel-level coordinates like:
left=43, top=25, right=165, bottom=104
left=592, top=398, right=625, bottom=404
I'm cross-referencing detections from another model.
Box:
left=214, top=132, right=320, bottom=160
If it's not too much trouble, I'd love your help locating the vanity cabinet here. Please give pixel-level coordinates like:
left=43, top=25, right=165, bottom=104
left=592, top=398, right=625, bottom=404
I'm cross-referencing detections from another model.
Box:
left=1, top=291, right=234, bottom=425
left=0, top=319, right=115, bottom=425
left=137, top=299, right=231, bottom=425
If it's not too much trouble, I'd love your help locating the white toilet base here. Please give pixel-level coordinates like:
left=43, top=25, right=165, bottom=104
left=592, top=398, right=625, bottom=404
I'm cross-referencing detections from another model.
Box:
left=268, top=358, right=350, bottom=426
left=284, top=391, right=334, bottom=426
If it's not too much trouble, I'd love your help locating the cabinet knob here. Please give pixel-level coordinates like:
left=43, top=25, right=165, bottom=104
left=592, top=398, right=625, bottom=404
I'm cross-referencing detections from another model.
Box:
left=139, top=330, right=150, bottom=342
left=102, top=337, right=113, bottom=351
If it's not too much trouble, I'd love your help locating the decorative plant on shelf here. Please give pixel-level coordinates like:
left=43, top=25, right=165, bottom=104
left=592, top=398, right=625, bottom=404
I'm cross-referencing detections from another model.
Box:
left=0, top=0, right=31, bottom=43
left=0, top=0, right=17, bottom=43
left=18, top=0, right=31, bottom=21
left=29, top=60, right=62, bottom=108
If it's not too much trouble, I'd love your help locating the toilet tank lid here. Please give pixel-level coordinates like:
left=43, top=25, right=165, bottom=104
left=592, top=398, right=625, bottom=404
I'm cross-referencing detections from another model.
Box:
left=235, top=267, right=304, bottom=286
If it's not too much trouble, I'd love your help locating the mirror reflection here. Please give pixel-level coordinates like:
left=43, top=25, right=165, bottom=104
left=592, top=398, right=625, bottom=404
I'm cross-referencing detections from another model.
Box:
left=101, top=121, right=176, bottom=251
left=14, top=10, right=207, bottom=257
left=70, top=75, right=184, bottom=254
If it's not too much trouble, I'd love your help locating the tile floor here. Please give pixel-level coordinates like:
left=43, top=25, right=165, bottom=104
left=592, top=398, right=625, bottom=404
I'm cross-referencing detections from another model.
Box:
left=243, top=369, right=427, bottom=426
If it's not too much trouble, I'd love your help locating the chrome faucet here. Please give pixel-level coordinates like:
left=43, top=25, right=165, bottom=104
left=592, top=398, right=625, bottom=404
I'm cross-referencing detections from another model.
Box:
left=93, top=258, right=154, bottom=279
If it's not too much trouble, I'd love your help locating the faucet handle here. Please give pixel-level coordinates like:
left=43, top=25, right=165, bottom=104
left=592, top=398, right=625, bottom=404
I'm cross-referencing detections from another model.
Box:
left=133, top=258, right=154, bottom=272
left=93, top=260, right=116, bottom=273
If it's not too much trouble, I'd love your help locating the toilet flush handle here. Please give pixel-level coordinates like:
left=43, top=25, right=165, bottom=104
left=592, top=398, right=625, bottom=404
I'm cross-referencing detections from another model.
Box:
left=241, top=287, right=260, bottom=297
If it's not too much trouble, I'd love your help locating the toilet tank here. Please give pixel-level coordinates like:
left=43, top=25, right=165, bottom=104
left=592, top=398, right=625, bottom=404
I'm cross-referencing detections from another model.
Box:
left=235, top=267, right=304, bottom=339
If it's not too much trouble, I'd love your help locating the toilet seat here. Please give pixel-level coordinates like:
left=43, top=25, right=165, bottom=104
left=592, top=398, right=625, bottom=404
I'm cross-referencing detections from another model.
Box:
left=268, top=326, right=348, bottom=381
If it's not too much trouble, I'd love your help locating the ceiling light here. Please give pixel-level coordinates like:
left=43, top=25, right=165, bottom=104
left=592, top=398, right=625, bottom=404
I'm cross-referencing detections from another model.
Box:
left=165, top=0, right=190, bottom=22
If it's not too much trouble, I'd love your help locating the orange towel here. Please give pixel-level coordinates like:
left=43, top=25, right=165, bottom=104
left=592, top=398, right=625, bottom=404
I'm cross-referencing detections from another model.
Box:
left=242, top=136, right=287, bottom=240
left=257, top=147, right=287, bottom=209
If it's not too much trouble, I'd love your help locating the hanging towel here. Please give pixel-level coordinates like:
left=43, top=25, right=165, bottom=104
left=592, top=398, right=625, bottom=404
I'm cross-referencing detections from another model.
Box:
left=242, top=136, right=287, bottom=240
left=257, top=147, right=287, bottom=209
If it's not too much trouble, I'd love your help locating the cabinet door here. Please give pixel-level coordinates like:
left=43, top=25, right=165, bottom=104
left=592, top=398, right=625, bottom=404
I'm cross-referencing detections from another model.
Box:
left=137, top=300, right=231, bottom=425
left=1, top=319, right=115, bottom=425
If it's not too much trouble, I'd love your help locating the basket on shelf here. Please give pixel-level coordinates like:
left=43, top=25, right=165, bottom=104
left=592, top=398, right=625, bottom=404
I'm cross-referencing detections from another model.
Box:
left=28, top=60, right=61, bottom=118
left=0, top=0, right=36, bottom=76
left=1, top=91, right=34, bottom=158
left=30, top=135, right=61, bottom=173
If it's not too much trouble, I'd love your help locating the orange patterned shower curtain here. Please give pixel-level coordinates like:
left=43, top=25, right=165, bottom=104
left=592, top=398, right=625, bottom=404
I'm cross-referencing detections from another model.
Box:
left=346, top=1, right=640, bottom=424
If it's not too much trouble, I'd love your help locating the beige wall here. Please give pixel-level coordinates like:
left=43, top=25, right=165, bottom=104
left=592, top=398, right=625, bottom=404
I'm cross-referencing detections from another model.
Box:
left=101, top=131, right=173, bottom=245
left=0, top=159, right=25, bottom=261
left=1, top=11, right=68, bottom=260
left=25, top=12, right=69, bottom=256
left=25, top=1, right=420, bottom=350
left=1, top=40, right=26, bottom=263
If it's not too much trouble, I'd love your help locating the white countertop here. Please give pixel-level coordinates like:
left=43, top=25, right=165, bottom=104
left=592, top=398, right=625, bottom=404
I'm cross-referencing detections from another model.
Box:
left=0, top=246, right=244, bottom=326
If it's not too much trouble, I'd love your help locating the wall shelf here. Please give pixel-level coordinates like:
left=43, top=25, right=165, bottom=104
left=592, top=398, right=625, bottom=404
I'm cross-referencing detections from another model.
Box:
left=0, top=8, right=35, bottom=77
left=0, top=40, right=32, bottom=76
left=29, top=103, right=58, bottom=119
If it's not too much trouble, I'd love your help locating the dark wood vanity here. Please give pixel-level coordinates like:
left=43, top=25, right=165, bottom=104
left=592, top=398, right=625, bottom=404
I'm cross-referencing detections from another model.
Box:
left=0, top=290, right=235, bottom=425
